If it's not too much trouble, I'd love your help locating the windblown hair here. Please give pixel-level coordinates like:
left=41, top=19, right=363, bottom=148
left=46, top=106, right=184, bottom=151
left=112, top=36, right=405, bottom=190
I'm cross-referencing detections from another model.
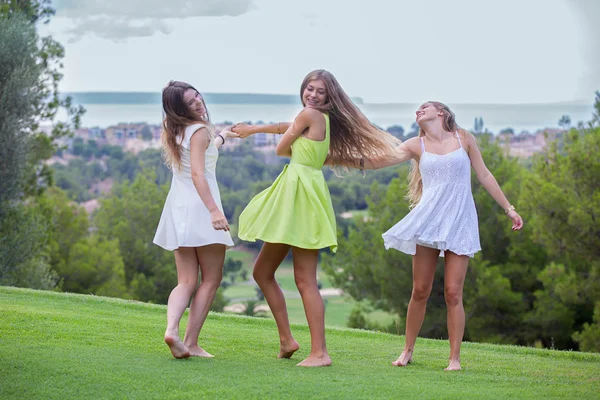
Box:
left=299, top=70, right=400, bottom=171
left=161, top=80, right=213, bottom=170
left=406, top=101, right=470, bottom=208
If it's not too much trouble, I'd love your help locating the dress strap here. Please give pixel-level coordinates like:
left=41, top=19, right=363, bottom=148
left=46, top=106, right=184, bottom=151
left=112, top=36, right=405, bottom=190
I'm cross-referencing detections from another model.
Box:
left=455, top=131, right=463, bottom=149
left=420, top=136, right=426, bottom=154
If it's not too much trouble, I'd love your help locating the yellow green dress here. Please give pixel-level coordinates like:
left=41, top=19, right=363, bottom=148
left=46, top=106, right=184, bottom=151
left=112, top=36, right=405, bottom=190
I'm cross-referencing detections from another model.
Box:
left=238, top=113, right=337, bottom=253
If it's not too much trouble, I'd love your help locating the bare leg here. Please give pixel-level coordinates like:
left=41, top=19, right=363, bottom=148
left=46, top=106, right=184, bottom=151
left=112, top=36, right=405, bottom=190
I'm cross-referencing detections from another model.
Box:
left=292, top=247, right=331, bottom=367
left=443, top=251, right=469, bottom=371
left=252, top=242, right=299, bottom=358
left=392, top=245, right=439, bottom=366
left=183, top=244, right=226, bottom=357
left=164, top=247, right=199, bottom=359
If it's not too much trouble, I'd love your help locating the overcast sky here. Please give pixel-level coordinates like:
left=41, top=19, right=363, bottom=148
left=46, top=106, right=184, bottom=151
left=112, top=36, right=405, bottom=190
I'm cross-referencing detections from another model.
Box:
left=43, top=0, right=599, bottom=104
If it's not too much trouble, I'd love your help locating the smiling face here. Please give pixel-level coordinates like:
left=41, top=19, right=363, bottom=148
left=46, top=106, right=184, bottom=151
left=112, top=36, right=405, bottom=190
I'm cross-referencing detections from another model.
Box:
left=183, top=89, right=207, bottom=120
left=302, top=79, right=328, bottom=107
left=415, top=102, right=442, bottom=126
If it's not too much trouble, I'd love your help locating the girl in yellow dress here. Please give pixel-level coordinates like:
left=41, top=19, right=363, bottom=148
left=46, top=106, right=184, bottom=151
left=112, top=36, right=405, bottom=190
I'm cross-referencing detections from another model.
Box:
left=233, top=70, right=399, bottom=367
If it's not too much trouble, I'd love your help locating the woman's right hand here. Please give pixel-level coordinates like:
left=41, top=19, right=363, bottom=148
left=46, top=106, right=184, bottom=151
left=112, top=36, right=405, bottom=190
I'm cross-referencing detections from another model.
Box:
left=210, top=209, right=230, bottom=231
left=232, top=123, right=254, bottom=139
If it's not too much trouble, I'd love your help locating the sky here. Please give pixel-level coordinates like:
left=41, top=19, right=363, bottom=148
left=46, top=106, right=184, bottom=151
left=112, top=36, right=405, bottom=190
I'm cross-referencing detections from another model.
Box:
left=42, top=0, right=600, bottom=104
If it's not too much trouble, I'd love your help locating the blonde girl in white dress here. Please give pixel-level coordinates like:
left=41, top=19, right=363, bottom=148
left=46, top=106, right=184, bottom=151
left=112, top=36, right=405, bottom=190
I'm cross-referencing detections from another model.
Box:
left=153, top=81, right=236, bottom=358
left=362, top=101, right=523, bottom=371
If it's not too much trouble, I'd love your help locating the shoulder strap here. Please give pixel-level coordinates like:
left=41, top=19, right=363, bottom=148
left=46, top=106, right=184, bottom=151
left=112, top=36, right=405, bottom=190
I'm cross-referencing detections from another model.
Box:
left=420, top=136, right=425, bottom=154
left=455, top=131, right=463, bottom=149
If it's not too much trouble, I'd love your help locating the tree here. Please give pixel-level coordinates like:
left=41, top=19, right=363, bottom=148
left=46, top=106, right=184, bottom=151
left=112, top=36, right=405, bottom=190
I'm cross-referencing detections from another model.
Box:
left=522, top=122, right=600, bottom=350
left=473, top=117, right=484, bottom=134
left=386, top=125, right=405, bottom=139
left=0, top=1, right=84, bottom=197
left=32, top=187, right=90, bottom=277
left=558, top=115, right=571, bottom=130
left=94, top=170, right=176, bottom=303
left=62, top=236, right=128, bottom=298
left=0, top=15, right=55, bottom=288
left=224, top=258, right=243, bottom=284
left=0, top=1, right=84, bottom=289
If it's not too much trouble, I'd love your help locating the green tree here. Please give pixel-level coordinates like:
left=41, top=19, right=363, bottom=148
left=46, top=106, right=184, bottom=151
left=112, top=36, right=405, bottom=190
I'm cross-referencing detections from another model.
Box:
left=0, top=1, right=84, bottom=289
left=33, top=187, right=90, bottom=277
left=0, top=14, right=55, bottom=288
left=522, top=122, right=600, bottom=350
left=62, top=236, right=128, bottom=298
left=94, top=170, right=176, bottom=303
left=0, top=1, right=84, bottom=197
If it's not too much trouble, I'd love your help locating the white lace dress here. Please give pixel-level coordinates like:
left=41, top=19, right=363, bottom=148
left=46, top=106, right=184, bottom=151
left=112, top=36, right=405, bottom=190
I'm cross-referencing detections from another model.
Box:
left=153, top=123, right=234, bottom=251
left=382, top=133, right=481, bottom=257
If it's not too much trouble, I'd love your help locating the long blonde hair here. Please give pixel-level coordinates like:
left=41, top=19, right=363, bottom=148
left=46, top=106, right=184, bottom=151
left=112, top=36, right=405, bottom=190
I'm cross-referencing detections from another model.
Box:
left=406, top=101, right=469, bottom=207
left=161, top=80, right=213, bottom=170
left=299, top=70, right=400, bottom=169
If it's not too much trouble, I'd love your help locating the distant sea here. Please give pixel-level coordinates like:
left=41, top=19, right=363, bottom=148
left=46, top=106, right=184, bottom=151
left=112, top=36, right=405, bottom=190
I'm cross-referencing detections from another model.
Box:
left=61, top=93, right=595, bottom=134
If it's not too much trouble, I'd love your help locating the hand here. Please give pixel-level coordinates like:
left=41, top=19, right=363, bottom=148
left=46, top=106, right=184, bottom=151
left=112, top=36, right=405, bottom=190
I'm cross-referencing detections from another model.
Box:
left=220, top=126, right=239, bottom=140
left=507, top=210, right=523, bottom=231
left=210, top=209, right=230, bottom=231
left=232, top=123, right=254, bottom=139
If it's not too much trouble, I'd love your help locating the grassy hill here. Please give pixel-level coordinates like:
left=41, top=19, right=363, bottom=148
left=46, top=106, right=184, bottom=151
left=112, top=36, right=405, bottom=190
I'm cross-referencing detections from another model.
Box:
left=1, top=287, right=599, bottom=399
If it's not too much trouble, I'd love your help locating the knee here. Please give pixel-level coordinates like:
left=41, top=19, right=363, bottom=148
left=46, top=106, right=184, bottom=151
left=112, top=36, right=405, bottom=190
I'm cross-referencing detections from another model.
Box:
left=294, top=273, right=316, bottom=293
left=252, top=266, right=273, bottom=285
left=177, top=279, right=197, bottom=293
left=200, top=276, right=221, bottom=293
left=411, top=285, right=432, bottom=302
left=444, top=286, right=463, bottom=307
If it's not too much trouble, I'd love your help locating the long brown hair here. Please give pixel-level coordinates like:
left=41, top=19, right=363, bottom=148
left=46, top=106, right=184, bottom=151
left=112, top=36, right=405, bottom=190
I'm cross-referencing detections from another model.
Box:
left=406, top=101, right=469, bottom=207
left=299, top=70, right=400, bottom=170
left=161, top=80, right=212, bottom=170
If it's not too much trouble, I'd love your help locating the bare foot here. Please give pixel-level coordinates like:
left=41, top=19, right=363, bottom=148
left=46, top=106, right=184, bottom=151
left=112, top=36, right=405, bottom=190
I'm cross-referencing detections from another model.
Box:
left=164, top=334, right=190, bottom=359
left=296, top=353, right=332, bottom=367
left=392, top=350, right=413, bottom=367
left=186, top=344, right=214, bottom=358
left=278, top=340, right=300, bottom=359
left=444, top=359, right=461, bottom=371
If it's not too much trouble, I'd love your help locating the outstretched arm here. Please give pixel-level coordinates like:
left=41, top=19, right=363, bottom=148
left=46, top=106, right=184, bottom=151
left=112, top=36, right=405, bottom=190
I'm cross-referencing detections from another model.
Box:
left=213, top=126, right=239, bottom=150
left=232, top=122, right=292, bottom=138
left=466, top=133, right=523, bottom=230
left=326, top=137, right=419, bottom=169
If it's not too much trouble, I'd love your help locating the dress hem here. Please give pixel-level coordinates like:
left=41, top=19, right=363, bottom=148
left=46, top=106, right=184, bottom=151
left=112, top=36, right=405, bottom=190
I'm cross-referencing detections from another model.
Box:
left=153, top=239, right=235, bottom=252
left=382, top=234, right=479, bottom=258
left=239, top=234, right=337, bottom=253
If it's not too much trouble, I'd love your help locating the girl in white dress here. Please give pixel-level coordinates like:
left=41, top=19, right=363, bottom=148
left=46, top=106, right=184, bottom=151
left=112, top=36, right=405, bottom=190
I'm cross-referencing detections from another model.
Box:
left=153, top=81, right=236, bottom=358
left=362, top=101, right=523, bottom=370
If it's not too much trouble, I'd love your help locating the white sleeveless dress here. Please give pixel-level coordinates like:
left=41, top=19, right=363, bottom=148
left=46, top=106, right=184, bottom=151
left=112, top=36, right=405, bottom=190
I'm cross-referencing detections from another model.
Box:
left=382, top=133, right=481, bottom=257
left=153, top=123, right=234, bottom=251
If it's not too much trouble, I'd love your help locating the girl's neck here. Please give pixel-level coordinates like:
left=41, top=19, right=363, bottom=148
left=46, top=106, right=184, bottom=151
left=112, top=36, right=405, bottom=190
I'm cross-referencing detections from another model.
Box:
left=421, top=121, right=453, bottom=143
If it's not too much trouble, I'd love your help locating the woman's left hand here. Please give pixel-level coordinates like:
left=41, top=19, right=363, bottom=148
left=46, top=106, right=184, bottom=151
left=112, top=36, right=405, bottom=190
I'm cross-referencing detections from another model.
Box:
left=507, top=210, right=523, bottom=231
left=232, top=123, right=254, bottom=138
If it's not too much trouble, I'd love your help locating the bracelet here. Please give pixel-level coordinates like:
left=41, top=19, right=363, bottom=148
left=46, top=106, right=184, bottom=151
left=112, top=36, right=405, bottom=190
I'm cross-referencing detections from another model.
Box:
left=217, top=134, right=225, bottom=144
left=505, top=205, right=515, bottom=214
left=277, top=122, right=281, bottom=134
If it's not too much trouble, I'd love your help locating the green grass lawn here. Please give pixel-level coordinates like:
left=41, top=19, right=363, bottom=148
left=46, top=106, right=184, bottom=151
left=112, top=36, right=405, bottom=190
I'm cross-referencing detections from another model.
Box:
left=1, top=287, right=599, bottom=400
left=284, top=297, right=356, bottom=327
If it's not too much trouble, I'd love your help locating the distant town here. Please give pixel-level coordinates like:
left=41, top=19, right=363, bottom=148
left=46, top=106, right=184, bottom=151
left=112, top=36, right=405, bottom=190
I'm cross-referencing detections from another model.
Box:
left=49, top=121, right=565, bottom=162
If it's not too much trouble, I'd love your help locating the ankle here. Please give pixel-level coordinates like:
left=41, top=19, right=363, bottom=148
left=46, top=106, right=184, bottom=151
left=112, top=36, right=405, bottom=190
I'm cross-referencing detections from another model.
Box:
left=165, top=329, right=179, bottom=338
